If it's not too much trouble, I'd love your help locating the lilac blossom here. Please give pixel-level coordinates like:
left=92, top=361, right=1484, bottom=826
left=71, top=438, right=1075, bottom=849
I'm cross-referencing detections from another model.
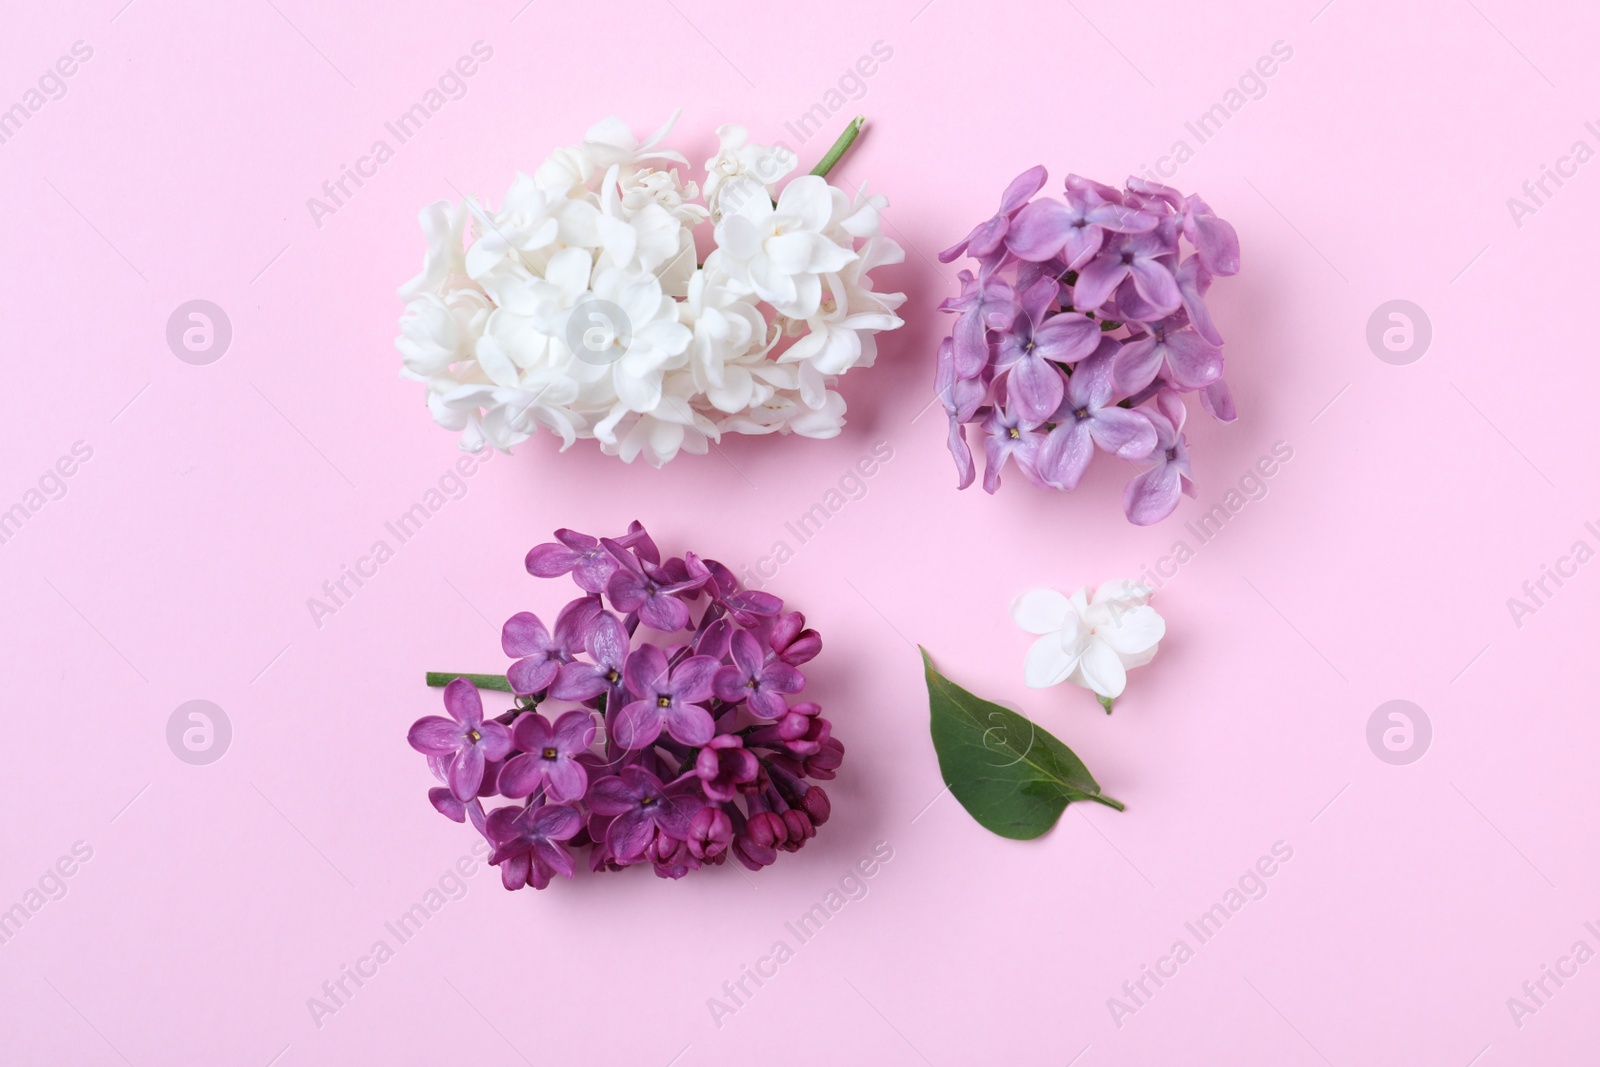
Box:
left=586, top=766, right=700, bottom=861
left=498, top=710, right=596, bottom=802
left=407, top=679, right=513, bottom=801
left=713, top=630, right=804, bottom=719
left=1038, top=350, right=1157, bottom=490
left=485, top=801, right=582, bottom=891
left=1124, top=392, right=1198, bottom=525
left=614, top=645, right=720, bottom=748
left=502, top=597, right=597, bottom=695
left=937, top=168, right=1241, bottom=523
left=603, top=538, right=707, bottom=631
left=409, top=521, right=841, bottom=888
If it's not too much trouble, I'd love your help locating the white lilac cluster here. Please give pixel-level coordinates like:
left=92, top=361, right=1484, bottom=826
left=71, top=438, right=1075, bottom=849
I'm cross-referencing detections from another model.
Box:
left=395, top=114, right=905, bottom=466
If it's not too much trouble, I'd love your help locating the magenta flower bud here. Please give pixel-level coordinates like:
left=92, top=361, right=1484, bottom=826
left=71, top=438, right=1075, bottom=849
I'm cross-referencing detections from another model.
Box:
left=733, top=834, right=777, bottom=871
left=746, top=811, right=787, bottom=850
left=799, top=786, right=831, bottom=825
left=687, top=805, right=733, bottom=860
left=780, top=810, right=814, bottom=851
left=777, top=712, right=811, bottom=741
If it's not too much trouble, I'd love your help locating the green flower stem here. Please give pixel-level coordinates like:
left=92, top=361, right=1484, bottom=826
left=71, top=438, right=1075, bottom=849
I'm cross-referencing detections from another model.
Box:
left=809, top=115, right=866, bottom=178
left=425, top=671, right=512, bottom=692
left=1087, top=793, right=1126, bottom=812
left=1098, top=695, right=1115, bottom=714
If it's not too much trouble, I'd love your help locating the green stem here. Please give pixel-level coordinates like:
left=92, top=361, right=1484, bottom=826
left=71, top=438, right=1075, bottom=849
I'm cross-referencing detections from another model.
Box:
left=809, top=115, right=866, bottom=178
left=1086, top=793, right=1126, bottom=812
left=425, top=671, right=512, bottom=692
left=1097, top=694, right=1115, bottom=715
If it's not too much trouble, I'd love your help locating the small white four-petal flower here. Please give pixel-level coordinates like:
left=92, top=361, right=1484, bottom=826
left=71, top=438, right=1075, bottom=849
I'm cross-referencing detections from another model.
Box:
left=1011, top=581, right=1165, bottom=702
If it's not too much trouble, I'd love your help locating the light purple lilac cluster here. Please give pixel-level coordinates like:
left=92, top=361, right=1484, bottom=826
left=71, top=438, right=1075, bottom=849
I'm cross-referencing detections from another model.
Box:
left=936, top=167, right=1241, bottom=524
left=406, top=521, right=839, bottom=889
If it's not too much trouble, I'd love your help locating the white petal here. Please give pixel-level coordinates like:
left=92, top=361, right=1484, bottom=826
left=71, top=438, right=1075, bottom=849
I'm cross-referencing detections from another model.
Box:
left=1011, top=588, right=1074, bottom=635
left=1098, top=604, right=1165, bottom=660
left=1072, top=640, right=1127, bottom=698
left=1024, top=633, right=1081, bottom=689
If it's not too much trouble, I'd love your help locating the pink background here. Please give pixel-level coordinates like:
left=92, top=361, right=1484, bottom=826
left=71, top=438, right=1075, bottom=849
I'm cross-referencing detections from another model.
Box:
left=4, top=0, right=1598, bottom=1063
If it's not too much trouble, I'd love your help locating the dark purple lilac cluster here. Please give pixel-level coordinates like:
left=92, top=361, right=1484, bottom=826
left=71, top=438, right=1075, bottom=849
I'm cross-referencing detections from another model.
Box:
left=937, top=167, right=1241, bottom=524
left=407, top=521, right=839, bottom=889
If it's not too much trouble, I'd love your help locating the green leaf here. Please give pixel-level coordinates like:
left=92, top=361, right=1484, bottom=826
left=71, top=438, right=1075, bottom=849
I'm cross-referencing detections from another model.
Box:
left=922, top=647, right=1122, bottom=840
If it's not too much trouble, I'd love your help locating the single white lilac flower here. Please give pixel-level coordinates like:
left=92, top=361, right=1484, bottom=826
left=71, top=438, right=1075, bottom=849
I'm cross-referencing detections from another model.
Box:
left=1011, top=581, right=1165, bottom=709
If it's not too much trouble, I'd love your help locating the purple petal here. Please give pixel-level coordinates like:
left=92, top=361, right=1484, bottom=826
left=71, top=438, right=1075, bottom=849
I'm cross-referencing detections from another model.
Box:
left=550, top=662, right=606, bottom=701
left=713, top=664, right=751, bottom=703
left=1192, top=211, right=1240, bottom=276
left=1114, top=337, right=1164, bottom=395
left=639, top=593, right=690, bottom=632
left=670, top=655, right=721, bottom=703
left=656, top=795, right=703, bottom=841
left=1201, top=380, right=1237, bottom=423
left=728, top=629, right=763, bottom=677
left=662, top=701, right=715, bottom=746
left=613, top=700, right=665, bottom=750
left=442, top=677, right=483, bottom=728
left=428, top=787, right=466, bottom=822
left=543, top=758, right=588, bottom=803
left=507, top=656, right=558, bottom=696
left=624, top=645, right=669, bottom=698
left=1089, top=407, right=1158, bottom=459
left=511, top=712, right=552, bottom=753
left=497, top=852, right=530, bottom=891
left=496, top=753, right=544, bottom=799
left=605, top=567, right=647, bottom=612
left=532, top=839, right=575, bottom=879
left=477, top=721, right=513, bottom=762
left=587, top=611, right=628, bottom=666
left=524, top=542, right=580, bottom=579
left=748, top=690, right=789, bottom=720
left=448, top=745, right=485, bottom=802
left=1005, top=198, right=1072, bottom=262
left=408, top=716, right=464, bottom=756
left=760, top=662, right=805, bottom=694
left=552, top=710, right=596, bottom=754
left=1163, top=331, right=1223, bottom=389
left=586, top=775, right=639, bottom=816
left=1071, top=256, right=1127, bottom=312
left=608, top=809, right=656, bottom=860
left=500, top=612, right=551, bottom=658
left=1037, top=421, right=1095, bottom=490
left=1128, top=259, right=1181, bottom=314
left=1061, top=226, right=1104, bottom=271
left=1000, top=164, right=1049, bottom=212
left=1125, top=461, right=1183, bottom=526
left=1032, top=312, right=1101, bottom=364
left=532, top=802, right=583, bottom=841
left=948, top=416, right=975, bottom=490
left=1008, top=355, right=1066, bottom=425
